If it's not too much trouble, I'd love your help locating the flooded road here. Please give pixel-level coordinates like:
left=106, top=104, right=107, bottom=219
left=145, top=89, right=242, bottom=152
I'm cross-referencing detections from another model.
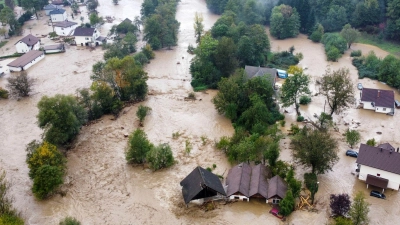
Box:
left=0, top=0, right=400, bottom=224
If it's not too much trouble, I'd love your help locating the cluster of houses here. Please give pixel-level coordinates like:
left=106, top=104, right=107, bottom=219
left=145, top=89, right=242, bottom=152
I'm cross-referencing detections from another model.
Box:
left=180, top=163, right=288, bottom=205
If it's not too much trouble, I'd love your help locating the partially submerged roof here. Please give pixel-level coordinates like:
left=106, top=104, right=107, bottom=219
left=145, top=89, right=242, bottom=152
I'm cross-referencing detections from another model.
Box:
left=44, top=44, right=64, bottom=51
left=361, top=88, right=394, bottom=108
left=267, top=175, right=288, bottom=199
left=180, top=166, right=226, bottom=204
left=226, top=163, right=252, bottom=197
left=357, top=143, right=400, bottom=174
left=54, top=20, right=77, bottom=28
left=244, top=65, right=276, bottom=85
left=366, top=174, right=388, bottom=189
left=16, top=34, right=39, bottom=46
left=7, top=50, right=44, bottom=68
left=73, top=27, right=96, bottom=36
left=249, top=164, right=269, bottom=198
left=49, top=8, right=66, bottom=15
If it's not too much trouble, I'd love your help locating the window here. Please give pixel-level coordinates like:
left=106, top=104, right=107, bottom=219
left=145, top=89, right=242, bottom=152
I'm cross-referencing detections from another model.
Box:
left=383, top=108, right=386, bottom=111
left=61, top=28, right=64, bottom=30
left=85, top=37, right=89, bottom=40
left=272, top=199, right=280, bottom=204
left=377, top=174, right=380, bottom=177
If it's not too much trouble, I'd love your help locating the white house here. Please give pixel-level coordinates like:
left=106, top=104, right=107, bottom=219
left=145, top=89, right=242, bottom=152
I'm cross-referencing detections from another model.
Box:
left=15, top=34, right=40, bottom=53
left=360, top=88, right=395, bottom=114
left=50, top=9, right=67, bottom=22
left=7, top=50, right=45, bottom=72
left=356, top=143, right=400, bottom=192
left=73, top=27, right=102, bottom=46
left=44, top=4, right=62, bottom=16
left=53, top=21, right=78, bottom=36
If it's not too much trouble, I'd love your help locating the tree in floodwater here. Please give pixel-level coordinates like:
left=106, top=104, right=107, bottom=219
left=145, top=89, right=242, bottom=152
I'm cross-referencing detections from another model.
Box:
left=280, top=71, right=310, bottom=116
left=193, top=12, right=204, bottom=43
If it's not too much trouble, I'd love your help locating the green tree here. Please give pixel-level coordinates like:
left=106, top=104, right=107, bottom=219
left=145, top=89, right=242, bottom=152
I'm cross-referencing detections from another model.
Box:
left=141, top=44, right=155, bottom=60
left=310, top=23, right=324, bottom=42
left=366, top=138, right=376, bottom=147
left=136, top=105, right=151, bottom=126
left=214, top=37, right=238, bottom=77
left=281, top=71, right=310, bottom=116
left=37, top=95, right=87, bottom=145
left=320, top=68, right=355, bottom=116
left=322, top=5, right=348, bottom=32
left=270, top=4, right=301, bottom=39
left=291, top=127, right=338, bottom=174
left=286, top=167, right=302, bottom=198
left=6, top=71, right=34, bottom=98
left=279, top=190, right=295, bottom=216
left=32, top=165, right=63, bottom=199
left=0, top=6, right=13, bottom=26
left=122, top=32, right=137, bottom=53
left=126, top=129, right=153, bottom=164
left=349, top=191, right=370, bottom=225
left=265, top=142, right=280, bottom=167
left=340, top=24, right=359, bottom=49
left=205, top=0, right=229, bottom=14
left=59, top=217, right=81, bottom=225
left=0, top=170, right=23, bottom=224
left=193, top=12, right=204, bottom=43
left=146, top=143, right=175, bottom=171
left=345, top=129, right=361, bottom=148
left=378, top=55, right=400, bottom=88
left=304, top=172, right=319, bottom=204
left=89, top=13, right=102, bottom=27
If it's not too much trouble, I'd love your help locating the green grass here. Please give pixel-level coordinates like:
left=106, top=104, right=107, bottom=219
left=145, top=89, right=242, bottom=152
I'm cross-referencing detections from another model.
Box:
left=0, top=41, right=7, bottom=49
left=356, top=32, right=400, bottom=57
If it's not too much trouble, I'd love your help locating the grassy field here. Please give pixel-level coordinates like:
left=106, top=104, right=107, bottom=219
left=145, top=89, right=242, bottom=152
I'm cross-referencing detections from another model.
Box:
left=357, top=32, right=400, bottom=57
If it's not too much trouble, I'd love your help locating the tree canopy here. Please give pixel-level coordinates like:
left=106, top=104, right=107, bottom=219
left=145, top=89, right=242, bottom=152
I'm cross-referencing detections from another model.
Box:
left=280, top=71, right=310, bottom=116
left=270, top=4, right=300, bottom=39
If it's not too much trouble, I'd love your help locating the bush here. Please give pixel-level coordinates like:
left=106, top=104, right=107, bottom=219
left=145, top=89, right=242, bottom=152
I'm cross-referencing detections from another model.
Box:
left=126, top=129, right=153, bottom=164
left=216, top=136, right=230, bottom=152
left=366, top=138, right=376, bottom=147
left=330, top=194, right=351, bottom=217
left=290, top=123, right=300, bottom=135
left=133, top=52, right=149, bottom=66
left=280, top=120, right=286, bottom=127
left=350, top=50, right=362, bottom=57
left=327, top=46, right=341, bottom=61
left=299, top=95, right=311, bottom=105
left=136, top=105, right=151, bottom=126
left=0, top=214, right=24, bottom=225
left=141, top=44, right=155, bottom=60
left=32, top=165, right=63, bottom=199
left=0, top=88, right=8, bottom=99
left=345, top=129, right=360, bottom=148
left=146, top=144, right=174, bottom=171
left=297, top=116, right=304, bottom=122
left=59, top=217, right=81, bottom=225
left=279, top=190, right=295, bottom=216
left=6, top=72, right=34, bottom=98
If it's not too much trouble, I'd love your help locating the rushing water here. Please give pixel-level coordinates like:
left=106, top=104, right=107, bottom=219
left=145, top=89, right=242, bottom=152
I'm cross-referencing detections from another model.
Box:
left=0, top=0, right=400, bottom=224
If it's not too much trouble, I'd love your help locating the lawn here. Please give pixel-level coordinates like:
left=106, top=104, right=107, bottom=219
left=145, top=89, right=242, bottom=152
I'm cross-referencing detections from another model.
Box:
left=357, top=32, right=400, bottom=57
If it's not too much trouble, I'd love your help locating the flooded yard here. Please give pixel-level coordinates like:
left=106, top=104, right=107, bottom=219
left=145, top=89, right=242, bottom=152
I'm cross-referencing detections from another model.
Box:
left=0, top=0, right=400, bottom=224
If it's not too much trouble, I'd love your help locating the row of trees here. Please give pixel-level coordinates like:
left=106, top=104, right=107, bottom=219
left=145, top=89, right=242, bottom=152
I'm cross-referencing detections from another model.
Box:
left=141, top=0, right=180, bottom=50
left=353, top=51, right=400, bottom=90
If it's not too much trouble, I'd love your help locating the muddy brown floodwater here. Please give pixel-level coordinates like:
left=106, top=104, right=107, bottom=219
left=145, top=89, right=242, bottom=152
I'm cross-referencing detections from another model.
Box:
left=1, top=0, right=400, bottom=224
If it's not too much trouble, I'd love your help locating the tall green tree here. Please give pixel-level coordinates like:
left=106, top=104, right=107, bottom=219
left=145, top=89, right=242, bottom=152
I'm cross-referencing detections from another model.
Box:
left=0, top=6, right=13, bottom=26
left=37, top=95, right=87, bottom=145
left=281, top=72, right=310, bottom=116
left=21, top=0, right=47, bottom=18
left=340, top=24, right=360, bottom=49
left=320, top=68, right=355, bottom=116
left=322, top=5, right=348, bottom=32
left=345, top=129, right=361, bottom=148
left=291, top=126, right=338, bottom=174
left=126, top=129, right=153, bottom=164
left=270, top=4, right=301, bottom=39
left=193, top=12, right=204, bottom=43
left=279, top=190, right=295, bottom=216
left=349, top=191, right=370, bottom=225
left=378, top=55, right=400, bottom=88
left=205, top=0, right=229, bottom=14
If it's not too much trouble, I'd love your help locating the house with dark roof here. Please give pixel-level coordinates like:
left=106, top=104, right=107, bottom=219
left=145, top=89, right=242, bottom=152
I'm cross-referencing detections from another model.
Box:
left=360, top=88, right=395, bottom=114
left=50, top=9, right=67, bottom=22
left=7, top=50, right=45, bottom=72
left=15, top=34, right=40, bottom=53
left=225, top=163, right=287, bottom=204
left=73, top=27, right=104, bottom=46
left=180, top=166, right=226, bottom=205
left=356, top=143, right=400, bottom=192
left=244, top=66, right=277, bottom=89
left=54, top=21, right=78, bottom=36
left=44, top=4, right=62, bottom=15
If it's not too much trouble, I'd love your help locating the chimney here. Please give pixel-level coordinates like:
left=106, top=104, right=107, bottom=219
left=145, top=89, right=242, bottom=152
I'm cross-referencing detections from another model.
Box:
left=380, top=148, right=383, bottom=152
left=397, top=147, right=399, bottom=153
left=390, top=148, right=393, bottom=154
left=378, top=90, right=380, bottom=98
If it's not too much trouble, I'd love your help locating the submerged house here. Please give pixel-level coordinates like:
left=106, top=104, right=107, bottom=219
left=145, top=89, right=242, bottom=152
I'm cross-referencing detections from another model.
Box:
left=15, top=34, right=40, bottom=53
left=180, top=166, right=226, bottom=205
left=357, top=143, right=400, bottom=192
left=225, top=163, right=287, bottom=204
left=244, top=66, right=278, bottom=89
left=7, top=50, right=45, bottom=72
left=73, top=27, right=102, bottom=46
left=53, top=20, right=78, bottom=36
left=360, top=88, right=395, bottom=114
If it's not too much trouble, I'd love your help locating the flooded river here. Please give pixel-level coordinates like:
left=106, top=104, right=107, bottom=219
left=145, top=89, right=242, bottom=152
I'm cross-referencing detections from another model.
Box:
left=0, top=0, right=400, bottom=224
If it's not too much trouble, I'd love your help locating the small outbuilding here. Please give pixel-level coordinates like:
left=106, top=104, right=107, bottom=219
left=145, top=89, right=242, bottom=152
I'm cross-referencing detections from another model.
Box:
left=53, top=20, right=78, bottom=36
left=44, top=44, right=65, bottom=54
left=180, top=166, right=226, bottom=205
left=50, top=9, right=67, bottom=22
left=15, top=34, right=40, bottom=53
left=7, top=50, right=45, bottom=72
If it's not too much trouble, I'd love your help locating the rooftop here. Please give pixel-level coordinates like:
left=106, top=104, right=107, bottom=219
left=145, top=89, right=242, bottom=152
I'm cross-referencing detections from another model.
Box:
left=7, top=51, right=44, bottom=68
left=15, top=34, right=40, bottom=46
left=53, top=21, right=77, bottom=28
left=44, top=44, right=64, bottom=51
left=73, top=27, right=96, bottom=36
left=49, top=8, right=66, bottom=15
left=244, top=65, right=277, bottom=85
left=357, top=143, right=400, bottom=174
left=361, top=88, right=394, bottom=108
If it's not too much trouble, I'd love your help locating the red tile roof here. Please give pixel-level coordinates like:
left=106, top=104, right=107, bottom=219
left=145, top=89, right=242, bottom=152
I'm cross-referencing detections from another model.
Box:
left=361, top=88, right=394, bottom=108
left=357, top=143, right=400, bottom=174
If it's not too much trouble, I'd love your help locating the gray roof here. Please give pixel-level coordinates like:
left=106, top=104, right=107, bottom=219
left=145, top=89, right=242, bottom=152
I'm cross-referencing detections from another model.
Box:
left=377, top=143, right=395, bottom=151
left=54, top=21, right=77, bottom=28
left=361, top=88, right=394, bottom=108
left=49, top=8, right=66, bottom=15
left=244, top=65, right=277, bottom=86
left=357, top=143, right=400, bottom=174
left=43, top=4, right=58, bottom=10
left=180, top=167, right=226, bottom=204
left=7, top=50, right=44, bottom=67
left=249, top=164, right=269, bottom=198
left=44, top=44, right=64, bottom=51
left=366, top=174, right=388, bottom=189
left=15, top=34, right=39, bottom=46
left=73, top=27, right=95, bottom=36
left=226, top=163, right=252, bottom=197
left=267, top=175, right=288, bottom=199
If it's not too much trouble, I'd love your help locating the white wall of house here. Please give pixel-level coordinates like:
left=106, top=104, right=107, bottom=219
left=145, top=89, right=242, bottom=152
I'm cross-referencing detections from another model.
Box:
left=361, top=101, right=375, bottom=110
left=228, top=195, right=249, bottom=202
left=359, top=165, right=400, bottom=190
left=51, top=12, right=67, bottom=22
left=15, top=41, right=40, bottom=53
left=375, top=106, right=393, bottom=114
left=75, top=36, right=92, bottom=46
left=8, top=54, right=45, bottom=72
left=267, top=198, right=281, bottom=204
left=44, top=49, right=62, bottom=54
left=54, top=24, right=78, bottom=36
